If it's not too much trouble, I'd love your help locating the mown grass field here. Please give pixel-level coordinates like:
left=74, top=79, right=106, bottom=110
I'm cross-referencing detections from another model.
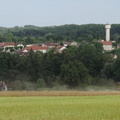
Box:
left=0, top=91, right=120, bottom=120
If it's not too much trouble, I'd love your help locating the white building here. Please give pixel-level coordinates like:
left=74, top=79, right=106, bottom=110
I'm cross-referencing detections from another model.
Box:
left=100, top=41, right=113, bottom=51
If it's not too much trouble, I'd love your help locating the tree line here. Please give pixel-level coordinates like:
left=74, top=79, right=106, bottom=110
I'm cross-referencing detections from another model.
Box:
left=0, top=42, right=119, bottom=89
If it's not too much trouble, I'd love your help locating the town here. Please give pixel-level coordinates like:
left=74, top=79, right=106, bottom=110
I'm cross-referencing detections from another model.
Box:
left=0, top=41, right=78, bottom=55
left=0, top=24, right=119, bottom=58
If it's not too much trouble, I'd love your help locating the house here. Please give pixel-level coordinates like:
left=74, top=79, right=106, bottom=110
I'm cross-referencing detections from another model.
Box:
left=16, top=49, right=29, bottom=56
left=22, top=49, right=28, bottom=53
left=56, top=46, right=66, bottom=53
left=16, top=43, right=24, bottom=48
left=63, top=41, right=78, bottom=47
left=3, top=42, right=15, bottom=48
left=0, top=43, right=4, bottom=48
left=0, top=42, right=15, bottom=48
left=25, top=46, right=49, bottom=53
left=70, top=42, right=78, bottom=46
left=63, top=42, right=71, bottom=47
left=26, top=44, right=32, bottom=47
left=0, top=42, right=16, bottom=52
left=100, top=41, right=113, bottom=51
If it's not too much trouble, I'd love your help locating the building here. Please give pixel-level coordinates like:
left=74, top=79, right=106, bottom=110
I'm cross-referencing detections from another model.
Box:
left=100, top=41, right=112, bottom=51
left=0, top=42, right=15, bottom=49
left=63, top=41, right=78, bottom=47
left=105, top=24, right=111, bottom=41
left=98, top=24, right=112, bottom=51
left=16, top=43, right=24, bottom=48
left=25, top=46, right=49, bottom=53
left=56, top=46, right=66, bottom=53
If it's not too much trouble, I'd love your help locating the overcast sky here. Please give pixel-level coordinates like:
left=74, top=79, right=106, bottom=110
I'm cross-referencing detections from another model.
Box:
left=0, top=0, right=119, bottom=27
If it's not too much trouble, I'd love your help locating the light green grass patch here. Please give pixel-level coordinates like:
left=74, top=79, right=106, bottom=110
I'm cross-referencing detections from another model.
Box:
left=0, top=96, right=120, bottom=120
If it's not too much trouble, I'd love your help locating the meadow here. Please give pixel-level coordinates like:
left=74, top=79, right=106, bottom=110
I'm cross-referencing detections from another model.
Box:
left=0, top=91, right=120, bottom=120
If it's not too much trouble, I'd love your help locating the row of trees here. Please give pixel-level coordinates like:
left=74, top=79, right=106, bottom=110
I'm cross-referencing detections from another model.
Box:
left=0, top=42, right=119, bottom=89
left=0, top=24, right=120, bottom=44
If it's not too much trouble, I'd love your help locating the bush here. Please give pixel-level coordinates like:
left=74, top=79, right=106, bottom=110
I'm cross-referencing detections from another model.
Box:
left=9, top=80, right=35, bottom=90
left=37, top=78, right=45, bottom=88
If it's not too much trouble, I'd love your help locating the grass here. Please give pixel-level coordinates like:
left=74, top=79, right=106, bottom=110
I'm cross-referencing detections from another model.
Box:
left=0, top=92, right=120, bottom=120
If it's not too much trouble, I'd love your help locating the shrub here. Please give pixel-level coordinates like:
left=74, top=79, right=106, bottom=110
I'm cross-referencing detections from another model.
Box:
left=9, top=80, right=35, bottom=90
left=37, top=78, right=45, bottom=88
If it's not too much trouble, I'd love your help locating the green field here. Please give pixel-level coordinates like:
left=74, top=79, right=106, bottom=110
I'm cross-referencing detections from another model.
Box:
left=0, top=95, right=120, bottom=120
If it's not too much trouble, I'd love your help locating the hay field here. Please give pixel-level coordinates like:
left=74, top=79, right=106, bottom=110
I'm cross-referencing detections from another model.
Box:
left=0, top=95, right=120, bottom=120
left=0, top=91, right=120, bottom=120
left=0, top=91, right=120, bottom=97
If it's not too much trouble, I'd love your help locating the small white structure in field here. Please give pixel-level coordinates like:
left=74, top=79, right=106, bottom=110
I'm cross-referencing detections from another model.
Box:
left=0, top=81, right=7, bottom=91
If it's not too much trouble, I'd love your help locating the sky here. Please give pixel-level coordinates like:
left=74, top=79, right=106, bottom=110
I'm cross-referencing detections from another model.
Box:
left=0, top=0, right=120, bottom=27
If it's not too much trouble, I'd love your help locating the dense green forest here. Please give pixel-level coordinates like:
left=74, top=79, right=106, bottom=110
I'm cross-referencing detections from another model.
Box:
left=0, top=24, right=120, bottom=44
left=0, top=42, right=120, bottom=90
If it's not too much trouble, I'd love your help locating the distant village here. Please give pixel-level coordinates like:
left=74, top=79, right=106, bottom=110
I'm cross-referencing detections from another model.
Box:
left=0, top=40, right=119, bottom=55
left=0, top=41, right=78, bottom=55
left=0, top=24, right=119, bottom=57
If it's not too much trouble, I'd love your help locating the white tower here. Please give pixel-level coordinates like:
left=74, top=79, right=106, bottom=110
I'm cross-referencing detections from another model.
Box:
left=105, top=24, right=111, bottom=41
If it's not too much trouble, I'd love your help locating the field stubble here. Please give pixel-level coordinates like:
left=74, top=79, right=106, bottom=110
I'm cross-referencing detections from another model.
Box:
left=0, top=91, right=120, bottom=97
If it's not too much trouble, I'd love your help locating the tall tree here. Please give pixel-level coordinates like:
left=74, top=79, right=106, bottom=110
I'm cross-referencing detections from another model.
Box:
left=60, top=60, right=88, bottom=87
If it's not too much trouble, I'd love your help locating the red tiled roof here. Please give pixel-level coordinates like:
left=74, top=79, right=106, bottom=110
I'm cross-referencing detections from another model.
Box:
left=4, top=42, right=15, bottom=46
left=100, top=41, right=112, bottom=45
left=26, top=46, right=49, bottom=51
left=0, top=42, right=15, bottom=47
left=0, top=43, right=4, bottom=47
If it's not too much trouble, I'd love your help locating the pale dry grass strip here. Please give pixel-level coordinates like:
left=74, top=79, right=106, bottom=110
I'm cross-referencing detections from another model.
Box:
left=0, top=91, right=120, bottom=97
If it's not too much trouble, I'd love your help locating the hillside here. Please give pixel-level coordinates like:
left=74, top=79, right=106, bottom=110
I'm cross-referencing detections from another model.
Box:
left=0, top=24, right=120, bottom=44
